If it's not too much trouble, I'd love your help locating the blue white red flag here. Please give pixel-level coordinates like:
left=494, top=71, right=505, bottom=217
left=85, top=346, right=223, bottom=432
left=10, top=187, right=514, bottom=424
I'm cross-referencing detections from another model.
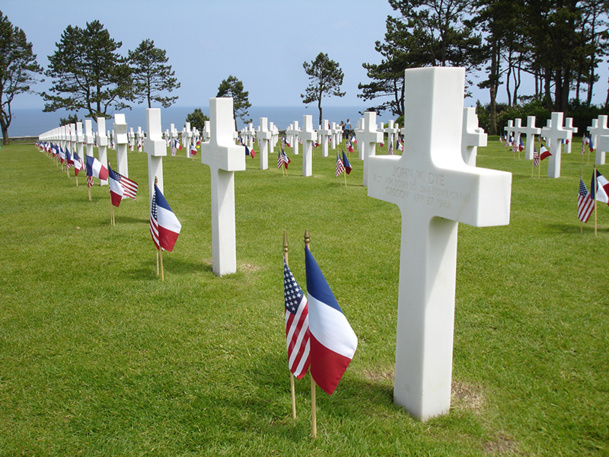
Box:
left=72, top=152, right=84, bottom=176
left=539, top=145, right=551, bottom=161
left=342, top=151, right=351, bottom=174
left=190, top=141, right=197, bottom=156
left=150, top=184, right=182, bottom=252
left=282, top=149, right=291, bottom=169
left=591, top=169, right=609, bottom=205
left=107, top=164, right=124, bottom=207
left=589, top=137, right=595, bottom=152
left=85, top=155, right=109, bottom=180
left=305, top=245, right=357, bottom=395
left=284, top=261, right=310, bottom=379
left=519, top=136, right=524, bottom=151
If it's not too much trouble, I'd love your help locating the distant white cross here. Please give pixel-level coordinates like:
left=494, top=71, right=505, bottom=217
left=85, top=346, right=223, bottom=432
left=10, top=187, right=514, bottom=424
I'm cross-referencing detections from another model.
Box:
left=541, top=112, right=571, bottom=178
left=360, top=111, right=384, bottom=187
left=588, top=115, right=609, bottom=165
left=461, top=107, right=487, bottom=166
left=143, top=108, right=166, bottom=205
left=299, top=115, right=318, bottom=177
left=114, top=113, right=129, bottom=177
left=96, top=117, right=109, bottom=186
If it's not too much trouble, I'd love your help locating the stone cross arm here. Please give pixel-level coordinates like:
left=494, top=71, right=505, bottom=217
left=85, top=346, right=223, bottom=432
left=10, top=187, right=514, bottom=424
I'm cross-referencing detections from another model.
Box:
left=368, top=156, right=511, bottom=228
left=201, top=98, right=246, bottom=172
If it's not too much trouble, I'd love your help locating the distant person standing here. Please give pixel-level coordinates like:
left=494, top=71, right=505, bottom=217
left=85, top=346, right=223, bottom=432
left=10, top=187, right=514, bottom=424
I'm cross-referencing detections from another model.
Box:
left=345, top=118, right=352, bottom=138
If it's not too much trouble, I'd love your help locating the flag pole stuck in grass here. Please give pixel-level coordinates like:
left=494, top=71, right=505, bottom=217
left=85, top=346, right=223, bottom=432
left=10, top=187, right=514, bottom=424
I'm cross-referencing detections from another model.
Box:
left=150, top=177, right=182, bottom=281
left=304, top=228, right=358, bottom=439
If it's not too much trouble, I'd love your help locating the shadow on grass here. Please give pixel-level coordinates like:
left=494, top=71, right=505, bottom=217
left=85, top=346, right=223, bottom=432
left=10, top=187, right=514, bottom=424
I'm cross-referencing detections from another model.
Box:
left=546, top=222, right=609, bottom=234
left=127, top=257, right=214, bottom=280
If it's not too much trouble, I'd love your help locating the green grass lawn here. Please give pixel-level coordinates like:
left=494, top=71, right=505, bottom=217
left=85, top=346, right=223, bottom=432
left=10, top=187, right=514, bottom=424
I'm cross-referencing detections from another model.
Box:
left=0, top=138, right=607, bottom=456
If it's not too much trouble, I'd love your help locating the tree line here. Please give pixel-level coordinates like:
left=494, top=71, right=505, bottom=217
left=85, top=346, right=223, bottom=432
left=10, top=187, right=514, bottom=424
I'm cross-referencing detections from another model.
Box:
left=2, top=2, right=608, bottom=143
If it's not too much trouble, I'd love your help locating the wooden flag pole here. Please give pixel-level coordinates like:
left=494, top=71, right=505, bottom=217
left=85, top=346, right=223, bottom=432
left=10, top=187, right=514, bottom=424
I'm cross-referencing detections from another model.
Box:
left=110, top=205, right=115, bottom=226
left=594, top=166, right=598, bottom=236
left=283, top=230, right=297, bottom=420
left=160, top=249, right=165, bottom=281
left=344, top=169, right=347, bottom=187
left=304, top=229, right=317, bottom=439
left=156, top=250, right=160, bottom=276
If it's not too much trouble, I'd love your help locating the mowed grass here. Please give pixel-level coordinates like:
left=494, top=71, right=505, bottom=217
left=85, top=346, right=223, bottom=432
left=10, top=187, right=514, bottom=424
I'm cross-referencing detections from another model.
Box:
left=0, top=137, right=607, bottom=456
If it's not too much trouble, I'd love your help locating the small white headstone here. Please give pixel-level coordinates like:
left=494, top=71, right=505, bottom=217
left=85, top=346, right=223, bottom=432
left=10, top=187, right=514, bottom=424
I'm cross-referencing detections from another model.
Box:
left=96, top=117, right=108, bottom=185
left=299, top=115, right=318, bottom=177
left=360, top=112, right=384, bottom=187
left=114, top=113, right=129, bottom=177
left=563, top=117, right=578, bottom=154
left=201, top=98, right=246, bottom=276
left=318, top=120, right=332, bottom=157
left=256, top=117, right=272, bottom=170
left=541, top=112, right=571, bottom=178
left=461, top=107, right=487, bottom=166
left=143, top=109, right=166, bottom=205
left=587, top=115, right=609, bottom=164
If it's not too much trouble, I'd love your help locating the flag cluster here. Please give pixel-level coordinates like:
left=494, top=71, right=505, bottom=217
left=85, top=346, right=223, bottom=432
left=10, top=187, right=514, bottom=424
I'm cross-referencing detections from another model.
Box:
left=283, top=245, right=358, bottom=395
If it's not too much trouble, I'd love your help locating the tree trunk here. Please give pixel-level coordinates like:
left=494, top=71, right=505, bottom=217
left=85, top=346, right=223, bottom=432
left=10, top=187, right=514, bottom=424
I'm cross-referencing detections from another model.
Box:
left=488, top=41, right=499, bottom=136
left=2, top=124, right=9, bottom=145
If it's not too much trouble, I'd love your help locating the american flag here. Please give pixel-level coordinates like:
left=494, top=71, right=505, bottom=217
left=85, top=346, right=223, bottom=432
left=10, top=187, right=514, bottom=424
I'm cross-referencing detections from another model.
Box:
left=336, top=153, right=345, bottom=177
left=87, top=175, right=94, bottom=188
left=283, top=261, right=310, bottom=379
left=578, top=178, right=594, bottom=223
left=150, top=190, right=160, bottom=250
left=277, top=150, right=284, bottom=169
left=533, top=150, right=540, bottom=167
left=113, top=169, right=138, bottom=199
left=388, top=139, right=394, bottom=155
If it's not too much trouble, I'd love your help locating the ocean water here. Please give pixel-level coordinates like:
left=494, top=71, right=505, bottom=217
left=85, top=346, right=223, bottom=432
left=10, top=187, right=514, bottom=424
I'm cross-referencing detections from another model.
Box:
left=8, top=105, right=395, bottom=137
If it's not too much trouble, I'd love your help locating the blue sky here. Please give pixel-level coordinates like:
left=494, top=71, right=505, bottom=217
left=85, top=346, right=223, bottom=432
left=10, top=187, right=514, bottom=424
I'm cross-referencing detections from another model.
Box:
left=3, top=0, right=608, bottom=112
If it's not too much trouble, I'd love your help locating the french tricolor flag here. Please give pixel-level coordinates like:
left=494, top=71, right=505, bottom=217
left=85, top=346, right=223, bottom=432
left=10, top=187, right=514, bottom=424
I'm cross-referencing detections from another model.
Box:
left=85, top=155, right=109, bottom=180
left=305, top=245, right=357, bottom=395
left=150, top=184, right=182, bottom=252
left=107, top=164, right=124, bottom=207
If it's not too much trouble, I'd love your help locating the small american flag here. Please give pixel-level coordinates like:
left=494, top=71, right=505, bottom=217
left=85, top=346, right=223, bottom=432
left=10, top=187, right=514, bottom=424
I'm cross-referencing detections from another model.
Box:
left=277, top=150, right=284, bottom=169
left=87, top=175, right=94, bottom=188
left=284, top=261, right=310, bottom=379
left=150, top=190, right=160, bottom=250
left=578, top=178, right=594, bottom=223
left=388, top=140, right=394, bottom=155
left=336, top=153, right=345, bottom=177
left=114, top=170, right=138, bottom=199
left=533, top=151, right=540, bottom=167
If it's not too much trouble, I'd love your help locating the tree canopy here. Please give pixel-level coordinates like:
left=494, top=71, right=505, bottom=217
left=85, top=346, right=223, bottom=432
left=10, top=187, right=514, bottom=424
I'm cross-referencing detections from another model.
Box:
left=43, top=20, right=132, bottom=121
left=185, top=108, right=209, bottom=133
left=0, top=11, right=42, bottom=144
left=129, top=39, right=180, bottom=108
left=301, top=52, right=345, bottom=127
left=216, top=75, right=251, bottom=127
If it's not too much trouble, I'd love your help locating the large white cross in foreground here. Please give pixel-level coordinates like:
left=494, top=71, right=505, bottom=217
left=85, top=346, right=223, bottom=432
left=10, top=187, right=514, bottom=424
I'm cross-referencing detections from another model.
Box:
left=201, top=98, right=246, bottom=277
left=367, top=67, right=512, bottom=421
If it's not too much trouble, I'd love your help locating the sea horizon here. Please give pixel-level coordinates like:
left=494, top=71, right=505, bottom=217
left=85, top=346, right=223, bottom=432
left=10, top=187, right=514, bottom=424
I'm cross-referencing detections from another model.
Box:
left=6, top=105, right=397, bottom=138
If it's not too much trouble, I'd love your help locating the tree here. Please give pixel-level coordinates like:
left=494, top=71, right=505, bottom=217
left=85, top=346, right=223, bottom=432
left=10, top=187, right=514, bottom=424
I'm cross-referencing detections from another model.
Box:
left=0, top=11, right=43, bottom=144
left=128, top=39, right=180, bottom=108
left=359, top=0, right=483, bottom=118
left=185, top=108, right=209, bottom=133
left=216, top=75, right=251, bottom=128
left=43, top=20, right=132, bottom=121
left=301, top=52, right=345, bottom=127
left=59, top=114, right=79, bottom=126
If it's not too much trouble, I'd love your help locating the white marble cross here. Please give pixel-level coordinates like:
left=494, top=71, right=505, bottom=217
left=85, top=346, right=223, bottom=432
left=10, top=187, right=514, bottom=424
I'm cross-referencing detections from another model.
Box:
left=256, top=117, right=271, bottom=169
left=331, top=122, right=340, bottom=149
left=519, top=116, right=541, bottom=160
left=355, top=118, right=365, bottom=159
left=182, top=122, right=192, bottom=158
left=201, top=98, right=246, bottom=277
left=143, top=108, right=167, bottom=205
left=504, top=119, right=516, bottom=145
left=114, top=113, right=129, bottom=177
left=386, top=120, right=400, bottom=153
left=76, top=122, right=84, bottom=162
left=367, top=67, right=512, bottom=421
left=96, top=117, right=109, bottom=186
left=318, top=119, right=332, bottom=157
left=299, top=114, right=318, bottom=177
left=84, top=120, right=94, bottom=159
left=286, top=121, right=300, bottom=155
left=588, top=115, right=609, bottom=164
left=461, top=107, right=487, bottom=166
left=361, top=111, right=384, bottom=187
left=136, top=126, right=144, bottom=151
left=541, top=112, right=572, bottom=178
left=563, top=117, right=578, bottom=155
